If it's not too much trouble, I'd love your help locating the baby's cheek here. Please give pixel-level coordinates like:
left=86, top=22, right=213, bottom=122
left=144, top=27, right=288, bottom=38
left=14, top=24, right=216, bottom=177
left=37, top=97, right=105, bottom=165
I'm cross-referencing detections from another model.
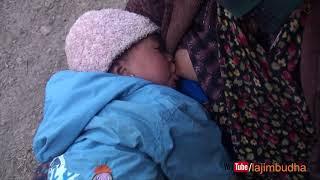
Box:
left=153, top=69, right=169, bottom=84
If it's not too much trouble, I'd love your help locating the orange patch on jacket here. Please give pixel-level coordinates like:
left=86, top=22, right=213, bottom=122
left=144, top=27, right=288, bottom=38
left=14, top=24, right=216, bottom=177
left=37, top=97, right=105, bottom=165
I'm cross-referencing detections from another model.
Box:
left=94, top=165, right=112, bottom=174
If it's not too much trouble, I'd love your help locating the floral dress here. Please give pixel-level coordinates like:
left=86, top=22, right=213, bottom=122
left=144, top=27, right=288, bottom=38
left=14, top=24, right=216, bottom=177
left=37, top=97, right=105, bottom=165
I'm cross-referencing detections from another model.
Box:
left=213, top=4, right=316, bottom=180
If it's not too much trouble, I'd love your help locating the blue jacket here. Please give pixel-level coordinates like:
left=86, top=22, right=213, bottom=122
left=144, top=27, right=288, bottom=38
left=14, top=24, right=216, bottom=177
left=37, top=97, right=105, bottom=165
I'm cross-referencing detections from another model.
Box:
left=33, top=71, right=231, bottom=180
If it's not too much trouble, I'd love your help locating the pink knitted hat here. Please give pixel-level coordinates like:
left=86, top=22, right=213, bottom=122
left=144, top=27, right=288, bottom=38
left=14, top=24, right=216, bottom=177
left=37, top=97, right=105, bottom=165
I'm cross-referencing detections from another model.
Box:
left=65, top=9, right=159, bottom=72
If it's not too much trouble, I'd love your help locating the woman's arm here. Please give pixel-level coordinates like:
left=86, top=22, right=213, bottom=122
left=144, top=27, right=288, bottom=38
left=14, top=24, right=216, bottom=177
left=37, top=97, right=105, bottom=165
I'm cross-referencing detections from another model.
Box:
left=165, top=0, right=202, bottom=54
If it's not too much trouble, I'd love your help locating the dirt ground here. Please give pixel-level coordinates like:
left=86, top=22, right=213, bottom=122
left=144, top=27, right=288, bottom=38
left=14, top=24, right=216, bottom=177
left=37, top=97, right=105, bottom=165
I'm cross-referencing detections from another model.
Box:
left=0, top=0, right=127, bottom=179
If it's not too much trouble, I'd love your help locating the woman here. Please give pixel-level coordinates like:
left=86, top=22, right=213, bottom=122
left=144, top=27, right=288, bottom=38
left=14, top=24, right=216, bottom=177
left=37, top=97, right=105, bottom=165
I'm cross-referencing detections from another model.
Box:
left=126, top=0, right=317, bottom=179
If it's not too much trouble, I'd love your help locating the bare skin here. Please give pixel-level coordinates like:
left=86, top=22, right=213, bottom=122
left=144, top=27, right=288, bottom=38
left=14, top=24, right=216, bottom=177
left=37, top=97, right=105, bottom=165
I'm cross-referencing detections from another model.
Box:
left=165, top=0, right=201, bottom=81
left=174, top=49, right=198, bottom=81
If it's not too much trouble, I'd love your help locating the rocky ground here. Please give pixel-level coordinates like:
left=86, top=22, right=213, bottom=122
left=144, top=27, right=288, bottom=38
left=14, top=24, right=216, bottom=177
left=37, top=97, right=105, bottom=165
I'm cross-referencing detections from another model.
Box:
left=0, top=0, right=127, bottom=179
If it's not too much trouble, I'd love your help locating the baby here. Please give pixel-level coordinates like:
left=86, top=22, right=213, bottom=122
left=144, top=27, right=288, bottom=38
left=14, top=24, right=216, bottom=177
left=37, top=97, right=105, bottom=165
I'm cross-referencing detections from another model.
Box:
left=33, top=9, right=230, bottom=180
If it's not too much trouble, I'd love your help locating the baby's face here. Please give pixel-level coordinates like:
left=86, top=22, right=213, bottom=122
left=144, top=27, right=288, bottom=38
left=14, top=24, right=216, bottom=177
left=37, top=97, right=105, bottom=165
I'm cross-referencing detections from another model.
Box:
left=117, top=36, right=178, bottom=88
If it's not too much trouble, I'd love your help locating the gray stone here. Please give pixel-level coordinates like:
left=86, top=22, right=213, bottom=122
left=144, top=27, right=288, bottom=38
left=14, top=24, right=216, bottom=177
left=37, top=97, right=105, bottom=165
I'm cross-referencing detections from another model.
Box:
left=40, top=25, right=52, bottom=36
left=16, top=57, right=23, bottom=65
left=44, top=0, right=55, bottom=8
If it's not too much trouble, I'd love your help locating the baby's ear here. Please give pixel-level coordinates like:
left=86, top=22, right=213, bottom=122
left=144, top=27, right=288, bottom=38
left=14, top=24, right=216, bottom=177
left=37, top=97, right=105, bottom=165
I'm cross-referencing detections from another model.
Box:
left=110, top=61, right=130, bottom=76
